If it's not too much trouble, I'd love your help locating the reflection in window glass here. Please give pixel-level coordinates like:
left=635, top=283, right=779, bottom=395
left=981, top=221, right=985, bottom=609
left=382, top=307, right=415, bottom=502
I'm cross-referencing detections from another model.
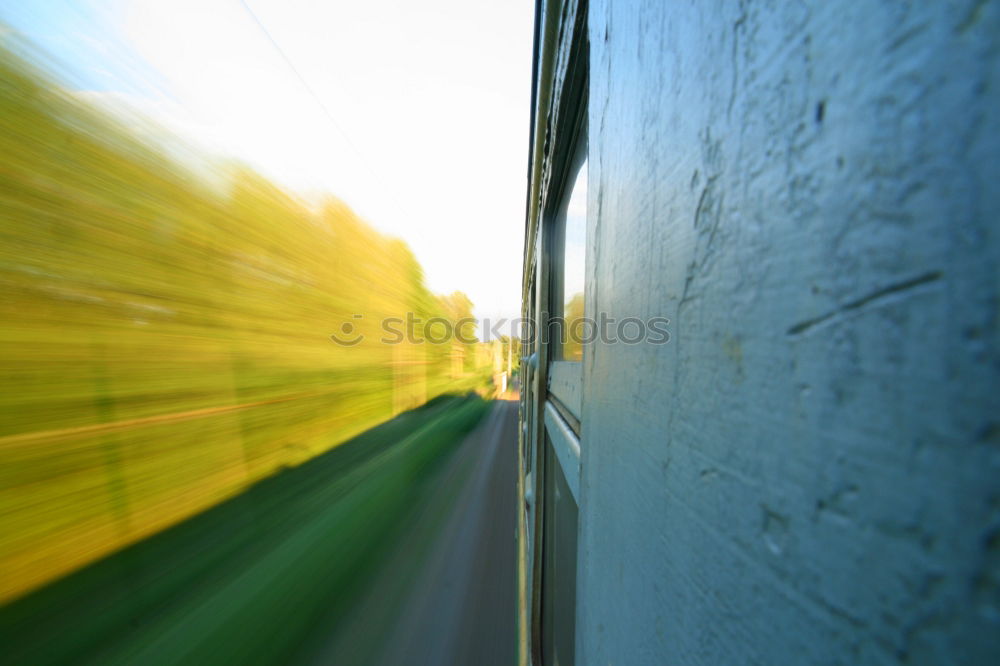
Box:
left=562, top=158, right=586, bottom=361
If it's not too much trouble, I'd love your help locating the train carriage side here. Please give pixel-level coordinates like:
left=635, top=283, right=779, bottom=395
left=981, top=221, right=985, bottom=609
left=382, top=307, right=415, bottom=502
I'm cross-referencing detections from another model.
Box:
left=519, top=1, right=1000, bottom=665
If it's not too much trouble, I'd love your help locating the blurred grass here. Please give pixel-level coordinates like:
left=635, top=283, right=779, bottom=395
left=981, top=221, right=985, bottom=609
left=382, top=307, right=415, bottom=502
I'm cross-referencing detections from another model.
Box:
left=0, top=39, right=492, bottom=603
left=0, top=394, right=490, bottom=665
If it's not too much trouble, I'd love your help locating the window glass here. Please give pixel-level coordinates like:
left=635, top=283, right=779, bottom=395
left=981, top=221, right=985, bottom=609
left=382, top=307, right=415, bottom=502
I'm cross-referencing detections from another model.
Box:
left=561, top=158, right=587, bottom=361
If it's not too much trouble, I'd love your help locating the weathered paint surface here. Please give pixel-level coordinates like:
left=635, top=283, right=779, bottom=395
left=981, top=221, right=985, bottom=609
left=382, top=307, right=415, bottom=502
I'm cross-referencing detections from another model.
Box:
left=579, top=1, right=1000, bottom=664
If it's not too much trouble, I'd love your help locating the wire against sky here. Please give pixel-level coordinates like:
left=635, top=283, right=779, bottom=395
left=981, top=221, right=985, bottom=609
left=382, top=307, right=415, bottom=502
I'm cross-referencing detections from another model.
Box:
left=236, top=0, right=409, bottom=224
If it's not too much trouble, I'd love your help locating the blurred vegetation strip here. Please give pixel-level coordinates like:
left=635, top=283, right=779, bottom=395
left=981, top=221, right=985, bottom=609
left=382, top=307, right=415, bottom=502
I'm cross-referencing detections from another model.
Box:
left=0, top=41, right=492, bottom=604
left=0, top=394, right=490, bottom=665
left=0, top=387, right=362, bottom=446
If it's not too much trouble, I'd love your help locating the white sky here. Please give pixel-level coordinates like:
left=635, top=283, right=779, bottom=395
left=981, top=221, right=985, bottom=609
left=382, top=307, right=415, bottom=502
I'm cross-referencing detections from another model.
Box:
left=1, top=0, right=534, bottom=321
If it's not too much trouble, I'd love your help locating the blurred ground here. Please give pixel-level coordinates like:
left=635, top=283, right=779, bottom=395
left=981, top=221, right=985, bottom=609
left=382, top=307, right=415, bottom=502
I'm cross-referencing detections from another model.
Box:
left=319, top=398, right=518, bottom=665
left=0, top=395, right=518, bottom=665
left=389, top=398, right=516, bottom=665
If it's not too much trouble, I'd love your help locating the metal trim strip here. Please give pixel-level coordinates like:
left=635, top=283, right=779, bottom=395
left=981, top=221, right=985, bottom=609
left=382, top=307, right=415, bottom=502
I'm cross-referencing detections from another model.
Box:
left=544, top=400, right=581, bottom=503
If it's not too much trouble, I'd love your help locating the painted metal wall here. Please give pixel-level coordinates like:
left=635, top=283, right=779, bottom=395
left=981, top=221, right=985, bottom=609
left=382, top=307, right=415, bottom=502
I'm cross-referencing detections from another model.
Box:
left=579, top=1, right=1000, bottom=663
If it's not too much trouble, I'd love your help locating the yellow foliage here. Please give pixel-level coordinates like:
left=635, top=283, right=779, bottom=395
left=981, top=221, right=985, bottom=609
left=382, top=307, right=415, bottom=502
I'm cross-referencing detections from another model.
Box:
left=0, top=44, right=488, bottom=602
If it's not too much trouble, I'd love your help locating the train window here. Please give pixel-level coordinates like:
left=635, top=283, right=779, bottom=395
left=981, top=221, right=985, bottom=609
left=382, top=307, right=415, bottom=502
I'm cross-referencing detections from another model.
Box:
left=560, top=155, right=587, bottom=362
left=547, top=118, right=587, bottom=421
